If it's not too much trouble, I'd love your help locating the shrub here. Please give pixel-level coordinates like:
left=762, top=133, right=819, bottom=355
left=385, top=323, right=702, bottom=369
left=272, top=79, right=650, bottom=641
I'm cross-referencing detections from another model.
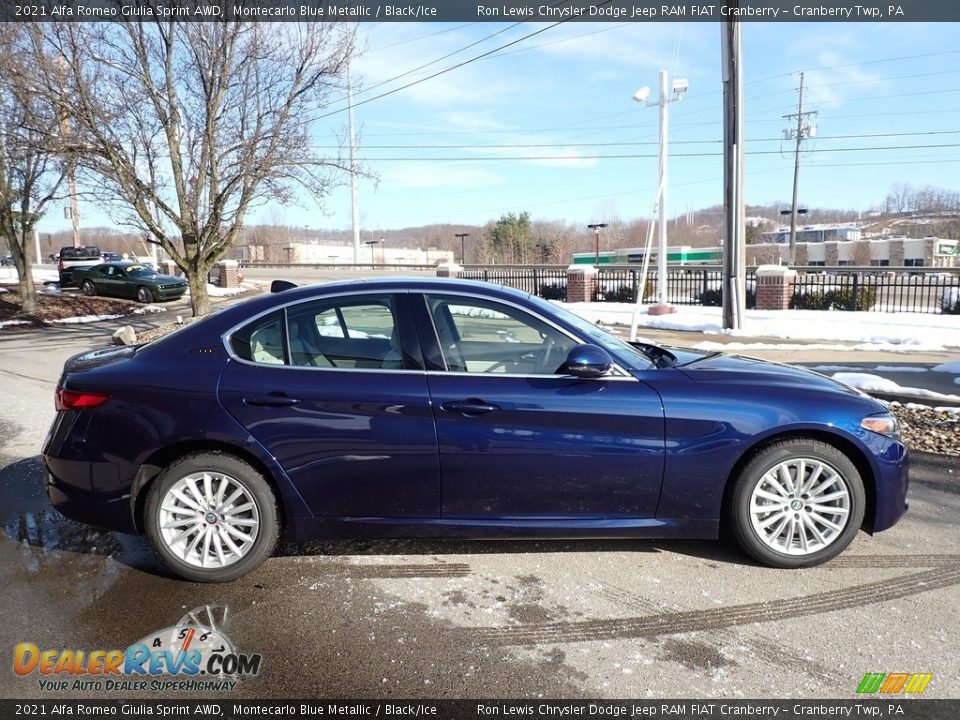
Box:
left=789, top=286, right=877, bottom=311
left=941, top=288, right=960, bottom=314
left=539, top=282, right=566, bottom=301
left=698, top=288, right=756, bottom=309
left=594, top=284, right=636, bottom=303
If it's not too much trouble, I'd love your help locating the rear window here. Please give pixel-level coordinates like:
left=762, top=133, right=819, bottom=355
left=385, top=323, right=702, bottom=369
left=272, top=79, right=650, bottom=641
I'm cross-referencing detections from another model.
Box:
left=230, top=311, right=285, bottom=365
left=60, top=247, right=102, bottom=260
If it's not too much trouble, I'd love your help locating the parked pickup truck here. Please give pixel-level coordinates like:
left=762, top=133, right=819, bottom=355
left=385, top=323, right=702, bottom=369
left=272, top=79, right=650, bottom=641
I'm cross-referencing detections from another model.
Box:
left=57, top=246, right=103, bottom=286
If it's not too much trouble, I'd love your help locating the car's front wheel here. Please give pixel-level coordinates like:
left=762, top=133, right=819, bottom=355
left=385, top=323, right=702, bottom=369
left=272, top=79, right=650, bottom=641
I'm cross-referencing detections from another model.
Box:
left=136, top=286, right=154, bottom=303
left=80, top=280, right=97, bottom=296
left=144, top=452, right=279, bottom=582
left=729, top=439, right=865, bottom=568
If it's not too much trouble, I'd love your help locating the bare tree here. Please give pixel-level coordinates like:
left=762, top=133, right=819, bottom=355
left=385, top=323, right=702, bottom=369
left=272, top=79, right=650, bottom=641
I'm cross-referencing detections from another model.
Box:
left=0, top=30, right=65, bottom=314
left=25, top=21, right=354, bottom=316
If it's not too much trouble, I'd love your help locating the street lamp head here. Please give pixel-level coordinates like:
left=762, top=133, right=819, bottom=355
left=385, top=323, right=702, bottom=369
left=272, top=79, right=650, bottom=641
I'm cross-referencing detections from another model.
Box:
left=672, top=78, right=689, bottom=94
left=632, top=87, right=651, bottom=103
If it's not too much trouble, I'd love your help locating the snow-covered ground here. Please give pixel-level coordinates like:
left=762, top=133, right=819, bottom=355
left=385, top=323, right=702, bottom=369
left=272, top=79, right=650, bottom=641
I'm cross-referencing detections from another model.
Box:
left=829, top=372, right=960, bottom=403
left=561, top=302, right=960, bottom=351
left=0, top=267, right=59, bottom=285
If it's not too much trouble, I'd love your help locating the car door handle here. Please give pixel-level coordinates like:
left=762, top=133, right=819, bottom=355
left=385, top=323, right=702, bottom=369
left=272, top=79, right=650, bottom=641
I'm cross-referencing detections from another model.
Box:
left=440, top=399, right=500, bottom=415
left=243, top=394, right=301, bottom=408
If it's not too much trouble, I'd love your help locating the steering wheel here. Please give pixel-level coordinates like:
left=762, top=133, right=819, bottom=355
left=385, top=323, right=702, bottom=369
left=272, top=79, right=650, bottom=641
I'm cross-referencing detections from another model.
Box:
left=534, top=336, right=560, bottom=374
left=482, top=358, right=520, bottom=373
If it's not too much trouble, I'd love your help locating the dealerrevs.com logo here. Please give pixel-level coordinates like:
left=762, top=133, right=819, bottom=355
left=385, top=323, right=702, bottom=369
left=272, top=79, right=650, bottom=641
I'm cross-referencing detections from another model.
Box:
left=13, top=624, right=261, bottom=693
left=856, top=673, right=933, bottom=694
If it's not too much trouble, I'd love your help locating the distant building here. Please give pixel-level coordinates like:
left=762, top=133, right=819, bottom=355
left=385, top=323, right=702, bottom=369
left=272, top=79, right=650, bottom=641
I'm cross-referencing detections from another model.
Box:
left=761, top=223, right=862, bottom=245
left=572, top=246, right=722, bottom=265
left=572, top=237, right=958, bottom=268
left=238, top=242, right=454, bottom=265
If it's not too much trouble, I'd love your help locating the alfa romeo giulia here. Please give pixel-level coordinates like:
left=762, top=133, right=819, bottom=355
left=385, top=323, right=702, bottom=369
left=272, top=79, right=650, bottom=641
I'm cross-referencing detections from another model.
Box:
left=42, top=278, right=909, bottom=582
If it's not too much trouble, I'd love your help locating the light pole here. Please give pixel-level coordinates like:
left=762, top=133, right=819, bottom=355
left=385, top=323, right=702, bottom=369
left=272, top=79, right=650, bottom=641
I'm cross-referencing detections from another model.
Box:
left=455, top=232, right=471, bottom=264
left=364, top=237, right=383, bottom=265
left=634, top=70, right=688, bottom=310
left=587, top=223, right=607, bottom=265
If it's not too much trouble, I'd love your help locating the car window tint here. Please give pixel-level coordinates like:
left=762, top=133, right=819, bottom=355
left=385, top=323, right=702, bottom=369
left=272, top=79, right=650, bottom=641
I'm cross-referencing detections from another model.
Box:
left=286, top=296, right=405, bottom=370
left=426, top=295, right=576, bottom=375
left=231, top=311, right=286, bottom=365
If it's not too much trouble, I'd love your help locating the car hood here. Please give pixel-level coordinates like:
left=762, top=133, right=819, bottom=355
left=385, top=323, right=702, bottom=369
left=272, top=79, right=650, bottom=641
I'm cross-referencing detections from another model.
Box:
left=148, top=273, right=186, bottom=284
left=676, top=351, right=870, bottom=399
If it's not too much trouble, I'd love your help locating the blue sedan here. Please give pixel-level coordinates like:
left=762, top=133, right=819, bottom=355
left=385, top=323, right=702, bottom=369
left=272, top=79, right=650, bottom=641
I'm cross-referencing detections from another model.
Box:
left=42, top=278, right=908, bottom=582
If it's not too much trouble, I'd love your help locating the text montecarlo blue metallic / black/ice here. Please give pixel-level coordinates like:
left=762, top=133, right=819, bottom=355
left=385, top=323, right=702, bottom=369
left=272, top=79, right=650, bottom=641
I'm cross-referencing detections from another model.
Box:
left=42, top=277, right=908, bottom=582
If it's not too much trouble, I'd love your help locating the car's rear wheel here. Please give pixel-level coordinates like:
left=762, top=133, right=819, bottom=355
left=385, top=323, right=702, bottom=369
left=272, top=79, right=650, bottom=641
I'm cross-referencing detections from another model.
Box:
left=80, top=280, right=97, bottom=296
left=136, top=286, right=154, bottom=303
left=729, top=439, right=865, bottom=568
left=144, top=452, right=279, bottom=582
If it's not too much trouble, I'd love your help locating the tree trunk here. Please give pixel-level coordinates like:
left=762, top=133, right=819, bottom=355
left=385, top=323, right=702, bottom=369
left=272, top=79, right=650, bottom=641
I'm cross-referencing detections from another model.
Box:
left=17, top=259, right=37, bottom=314
left=186, top=266, right=211, bottom=317
left=14, top=233, right=37, bottom=314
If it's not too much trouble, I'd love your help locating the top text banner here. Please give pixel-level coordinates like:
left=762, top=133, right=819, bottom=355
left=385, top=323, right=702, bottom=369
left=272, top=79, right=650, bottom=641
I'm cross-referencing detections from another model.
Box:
left=5, top=0, right=959, bottom=22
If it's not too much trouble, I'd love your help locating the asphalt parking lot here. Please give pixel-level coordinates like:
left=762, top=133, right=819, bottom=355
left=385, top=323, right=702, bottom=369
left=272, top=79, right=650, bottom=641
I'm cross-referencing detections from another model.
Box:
left=1, top=304, right=958, bottom=701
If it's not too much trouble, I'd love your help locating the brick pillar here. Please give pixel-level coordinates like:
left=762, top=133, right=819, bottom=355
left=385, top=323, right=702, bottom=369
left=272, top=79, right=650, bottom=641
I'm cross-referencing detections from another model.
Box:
left=825, top=242, right=839, bottom=267
left=435, top=262, right=462, bottom=278
left=162, top=260, right=182, bottom=277
left=794, top=243, right=808, bottom=267
left=216, top=259, right=240, bottom=288
left=889, top=239, right=905, bottom=267
left=565, top=265, right=597, bottom=303
left=755, top=265, right=797, bottom=310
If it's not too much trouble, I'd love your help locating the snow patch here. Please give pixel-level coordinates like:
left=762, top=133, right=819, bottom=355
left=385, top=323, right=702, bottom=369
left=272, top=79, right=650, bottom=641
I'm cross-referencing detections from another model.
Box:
left=831, top=372, right=960, bottom=402
left=132, top=305, right=167, bottom=315
left=0, top=320, right=30, bottom=329
left=932, top=360, right=960, bottom=373
left=48, top=314, right=124, bottom=325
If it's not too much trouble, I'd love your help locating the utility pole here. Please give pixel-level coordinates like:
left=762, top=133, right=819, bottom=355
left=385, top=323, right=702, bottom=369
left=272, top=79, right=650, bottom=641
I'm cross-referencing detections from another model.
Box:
left=455, top=232, right=471, bottom=264
left=587, top=223, right=607, bottom=264
left=784, top=72, right=817, bottom=266
left=347, top=59, right=361, bottom=264
left=721, top=12, right=746, bottom=331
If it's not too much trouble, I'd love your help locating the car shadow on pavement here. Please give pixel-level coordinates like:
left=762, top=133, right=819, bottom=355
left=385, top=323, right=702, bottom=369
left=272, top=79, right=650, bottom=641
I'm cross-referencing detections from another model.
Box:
left=278, top=535, right=753, bottom=567
left=2, top=454, right=755, bottom=579
left=0, top=455, right=171, bottom=578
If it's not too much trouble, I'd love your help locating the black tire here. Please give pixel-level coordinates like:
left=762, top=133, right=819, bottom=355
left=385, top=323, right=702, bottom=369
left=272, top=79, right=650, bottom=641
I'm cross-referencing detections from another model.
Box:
left=144, top=452, right=279, bottom=582
left=728, top=438, right=865, bottom=569
left=81, top=280, right=97, bottom=296
left=136, top=285, right=154, bottom=303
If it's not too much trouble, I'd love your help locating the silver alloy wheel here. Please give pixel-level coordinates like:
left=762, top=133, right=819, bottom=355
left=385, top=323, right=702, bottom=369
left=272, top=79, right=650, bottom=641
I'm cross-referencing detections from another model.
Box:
left=158, top=471, right=260, bottom=569
left=749, top=457, right=851, bottom=556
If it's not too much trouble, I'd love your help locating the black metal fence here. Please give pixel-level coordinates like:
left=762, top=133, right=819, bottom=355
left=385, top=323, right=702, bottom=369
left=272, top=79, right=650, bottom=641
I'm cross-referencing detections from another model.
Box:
left=460, top=264, right=960, bottom=314
left=459, top=265, right=568, bottom=301
left=792, top=270, right=960, bottom=314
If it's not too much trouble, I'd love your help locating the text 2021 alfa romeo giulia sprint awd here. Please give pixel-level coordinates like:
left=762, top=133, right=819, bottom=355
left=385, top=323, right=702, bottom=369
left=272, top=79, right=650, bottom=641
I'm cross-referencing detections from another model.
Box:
left=42, top=278, right=908, bottom=582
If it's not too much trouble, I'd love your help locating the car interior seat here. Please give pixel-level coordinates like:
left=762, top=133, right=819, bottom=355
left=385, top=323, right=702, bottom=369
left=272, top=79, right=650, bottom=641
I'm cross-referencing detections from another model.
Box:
left=249, top=323, right=285, bottom=365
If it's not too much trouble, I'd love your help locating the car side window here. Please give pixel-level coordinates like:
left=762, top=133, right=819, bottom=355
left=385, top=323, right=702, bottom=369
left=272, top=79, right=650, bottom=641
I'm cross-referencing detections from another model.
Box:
left=287, top=296, right=409, bottom=370
left=425, top=295, right=576, bottom=375
left=231, top=311, right=286, bottom=365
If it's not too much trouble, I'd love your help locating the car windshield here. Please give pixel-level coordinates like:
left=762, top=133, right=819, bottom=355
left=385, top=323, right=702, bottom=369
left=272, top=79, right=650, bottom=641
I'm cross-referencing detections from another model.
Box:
left=522, top=294, right=656, bottom=370
left=126, top=265, right=156, bottom=277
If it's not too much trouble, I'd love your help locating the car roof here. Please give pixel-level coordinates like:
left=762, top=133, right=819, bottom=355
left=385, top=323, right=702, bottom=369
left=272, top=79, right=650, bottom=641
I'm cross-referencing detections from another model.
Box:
left=263, top=276, right=534, bottom=305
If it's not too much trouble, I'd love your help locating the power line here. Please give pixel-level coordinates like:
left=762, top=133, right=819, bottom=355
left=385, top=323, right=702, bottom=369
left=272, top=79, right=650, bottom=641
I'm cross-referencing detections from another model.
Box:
left=300, top=129, right=960, bottom=151
left=348, top=142, right=960, bottom=162
left=311, top=5, right=609, bottom=122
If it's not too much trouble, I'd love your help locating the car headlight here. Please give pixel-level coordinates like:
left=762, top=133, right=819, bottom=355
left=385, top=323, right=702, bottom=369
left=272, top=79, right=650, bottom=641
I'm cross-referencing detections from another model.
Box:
left=861, top=413, right=899, bottom=437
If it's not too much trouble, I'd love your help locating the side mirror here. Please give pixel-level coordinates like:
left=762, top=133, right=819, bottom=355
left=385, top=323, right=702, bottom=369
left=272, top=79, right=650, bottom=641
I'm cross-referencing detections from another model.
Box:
left=565, top=344, right=614, bottom=379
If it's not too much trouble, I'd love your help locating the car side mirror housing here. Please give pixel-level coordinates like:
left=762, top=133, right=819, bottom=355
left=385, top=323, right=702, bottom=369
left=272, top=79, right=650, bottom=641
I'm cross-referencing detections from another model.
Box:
left=565, top=344, right=614, bottom=379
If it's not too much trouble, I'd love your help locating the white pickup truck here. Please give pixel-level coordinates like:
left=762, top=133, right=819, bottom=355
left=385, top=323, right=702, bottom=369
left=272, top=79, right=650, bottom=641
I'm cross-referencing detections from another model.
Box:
left=57, top=246, right=103, bottom=286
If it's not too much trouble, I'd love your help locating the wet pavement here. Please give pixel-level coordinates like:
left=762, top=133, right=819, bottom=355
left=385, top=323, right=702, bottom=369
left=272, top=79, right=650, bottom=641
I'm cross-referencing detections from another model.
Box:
left=2, top=305, right=960, bottom=700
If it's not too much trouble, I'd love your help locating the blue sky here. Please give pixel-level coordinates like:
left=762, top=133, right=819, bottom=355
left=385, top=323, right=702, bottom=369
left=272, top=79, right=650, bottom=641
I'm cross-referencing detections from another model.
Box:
left=45, top=21, right=960, bottom=234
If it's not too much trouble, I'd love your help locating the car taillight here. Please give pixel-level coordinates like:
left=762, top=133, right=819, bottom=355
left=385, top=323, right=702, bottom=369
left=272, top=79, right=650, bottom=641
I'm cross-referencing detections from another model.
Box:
left=58, top=259, right=64, bottom=271
left=55, top=388, right=110, bottom=411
